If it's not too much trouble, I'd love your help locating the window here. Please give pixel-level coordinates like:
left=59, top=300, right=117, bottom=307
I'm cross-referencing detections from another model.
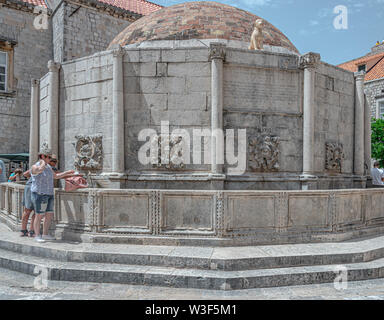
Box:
left=0, top=51, right=7, bottom=92
left=0, top=39, right=15, bottom=94
left=358, top=64, right=366, bottom=72
left=379, top=101, right=384, bottom=119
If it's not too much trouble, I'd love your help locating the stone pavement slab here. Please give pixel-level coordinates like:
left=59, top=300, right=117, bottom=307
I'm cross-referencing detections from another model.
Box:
left=1, top=267, right=384, bottom=300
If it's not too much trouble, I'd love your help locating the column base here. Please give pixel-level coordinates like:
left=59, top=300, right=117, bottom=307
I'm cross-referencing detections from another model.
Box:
left=300, top=174, right=318, bottom=190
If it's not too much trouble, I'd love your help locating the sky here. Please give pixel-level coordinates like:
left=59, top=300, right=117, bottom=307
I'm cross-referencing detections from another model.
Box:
left=151, top=0, right=384, bottom=65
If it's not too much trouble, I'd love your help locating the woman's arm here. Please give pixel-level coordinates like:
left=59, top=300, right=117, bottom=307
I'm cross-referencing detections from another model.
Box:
left=53, top=169, right=76, bottom=180
left=23, top=169, right=31, bottom=179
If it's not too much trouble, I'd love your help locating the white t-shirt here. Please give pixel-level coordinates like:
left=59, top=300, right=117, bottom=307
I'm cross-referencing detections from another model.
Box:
left=371, top=167, right=384, bottom=185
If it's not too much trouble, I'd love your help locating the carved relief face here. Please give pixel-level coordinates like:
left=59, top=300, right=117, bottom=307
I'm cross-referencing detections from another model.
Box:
left=80, top=144, right=92, bottom=157
left=261, top=145, right=272, bottom=159
left=74, top=135, right=103, bottom=171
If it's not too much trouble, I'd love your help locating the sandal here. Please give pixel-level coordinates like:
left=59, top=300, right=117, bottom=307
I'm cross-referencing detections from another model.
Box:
left=20, top=229, right=28, bottom=237
left=29, top=230, right=35, bottom=237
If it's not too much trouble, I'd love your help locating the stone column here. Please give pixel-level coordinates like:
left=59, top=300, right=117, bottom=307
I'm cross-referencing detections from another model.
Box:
left=354, top=71, right=365, bottom=176
left=47, top=60, right=60, bottom=157
left=112, top=46, right=125, bottom=174
left=209, top=43, right=226, bottom=175
left=361, top=75, right=371, bottom=175
left=300, top=52, right=320, bottom=179
left=364, top=94, right=371, bottom=175
left=29, top=79, right=40, bottom=168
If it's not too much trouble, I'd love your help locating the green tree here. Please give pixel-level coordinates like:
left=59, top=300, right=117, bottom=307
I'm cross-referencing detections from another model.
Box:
left=371, top=118, right=384, bottom=167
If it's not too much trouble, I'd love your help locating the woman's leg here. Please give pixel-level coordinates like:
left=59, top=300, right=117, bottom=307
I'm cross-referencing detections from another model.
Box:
left=20, top=208, right=32, bottom=236
left=29, top=213, right=36, bottom=236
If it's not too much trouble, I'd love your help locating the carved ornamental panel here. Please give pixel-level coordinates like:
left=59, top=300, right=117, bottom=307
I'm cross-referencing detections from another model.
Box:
left=74, top=135, right=103, bottom=171
left=150, top=135, right=186, bottom=170
left=325, top=142, right=344, bottom=172
left=248, top=133, right=280, bottom=172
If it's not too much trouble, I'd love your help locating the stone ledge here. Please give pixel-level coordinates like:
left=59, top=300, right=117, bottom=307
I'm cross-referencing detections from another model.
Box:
left=1, top=243, right=384, bottom=290
left=1, top=222, right=384, bottom=271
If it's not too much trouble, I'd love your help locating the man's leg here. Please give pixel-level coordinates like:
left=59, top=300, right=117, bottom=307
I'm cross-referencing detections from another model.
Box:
left=34, top=214, right=44, bottom=238
left=42, top=212, right=53, bottom=236
left=42, top=196, right=55, bottom=239
left=31, top=193, right=45, bottom=242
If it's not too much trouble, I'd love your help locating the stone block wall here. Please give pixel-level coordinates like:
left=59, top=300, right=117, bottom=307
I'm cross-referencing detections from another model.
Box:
left=314, top=62, right=355, bottom=178
left=123, top=47, right=212, bottom=174
left=0, top=5, right=52, bottom=154
left=223, top=49, right=303, bottom=182
left=365, top=78, right=384, bottom=118
left=53, top=2, right=131, bottom=62
left=58, top=51, right=114, bottom=172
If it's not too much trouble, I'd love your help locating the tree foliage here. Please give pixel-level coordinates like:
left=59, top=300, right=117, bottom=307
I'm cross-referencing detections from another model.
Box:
left=371, top=118, right=384, bottom=167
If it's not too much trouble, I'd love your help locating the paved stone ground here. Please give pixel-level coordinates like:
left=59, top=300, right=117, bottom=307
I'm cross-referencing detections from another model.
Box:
left=0, top=267, right=384, bottom=300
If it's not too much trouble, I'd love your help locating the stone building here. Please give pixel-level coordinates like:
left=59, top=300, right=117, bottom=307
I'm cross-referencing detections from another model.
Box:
left=0, top=0, right=161, bottom=154
left=33, top=1, right=370, bottom=191
left=338, top=43, right=384, bottom=119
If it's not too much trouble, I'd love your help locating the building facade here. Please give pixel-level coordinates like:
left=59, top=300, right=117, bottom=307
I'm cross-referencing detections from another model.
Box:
left=0, top=0, right=161, bottom=154
left=338, top=43, right=384, bottom=119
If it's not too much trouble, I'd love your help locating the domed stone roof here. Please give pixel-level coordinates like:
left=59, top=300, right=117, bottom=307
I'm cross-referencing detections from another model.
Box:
left=108, top=1, right=299, bottom=54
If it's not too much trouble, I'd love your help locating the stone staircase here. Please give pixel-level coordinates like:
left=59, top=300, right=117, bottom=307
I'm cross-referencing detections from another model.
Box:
left=0, top=223, right=383, bottom=290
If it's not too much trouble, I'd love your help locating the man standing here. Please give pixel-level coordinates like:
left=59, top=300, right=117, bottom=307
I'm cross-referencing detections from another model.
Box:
left=31, top=147, right=74, bottom=242
left=371, top=162, right=384, bottom=187
left=0, top=159, right=6, bottom=183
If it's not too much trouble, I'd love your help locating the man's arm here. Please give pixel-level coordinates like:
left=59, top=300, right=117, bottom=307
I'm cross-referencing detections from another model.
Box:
left=31, top=160, right=46, bottom=175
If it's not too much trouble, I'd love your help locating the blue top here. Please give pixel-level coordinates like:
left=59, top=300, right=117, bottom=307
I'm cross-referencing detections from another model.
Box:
left=0, top=160, right=6, bottom=183
left=8, top=173, right=16, bottom=182
left=31, top=161, right=54, bottom=195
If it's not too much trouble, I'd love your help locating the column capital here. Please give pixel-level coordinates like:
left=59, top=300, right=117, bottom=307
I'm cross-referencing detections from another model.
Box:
left=354, top=71, right=366, bottom=81
left=299, top=52, right=321, bottom=69
left=209, top=43, right=226, bottom=61
left=112, top=45, right=124, bottom=58
left=47, top=60, right=61, bottom=72
left=31, top=78, right=40, bottom=86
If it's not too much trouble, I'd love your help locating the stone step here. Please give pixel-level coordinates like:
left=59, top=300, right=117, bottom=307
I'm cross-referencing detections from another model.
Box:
left=1, top=223, right=384, bottom=271
left=0, top=247, right=384, bottom=290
